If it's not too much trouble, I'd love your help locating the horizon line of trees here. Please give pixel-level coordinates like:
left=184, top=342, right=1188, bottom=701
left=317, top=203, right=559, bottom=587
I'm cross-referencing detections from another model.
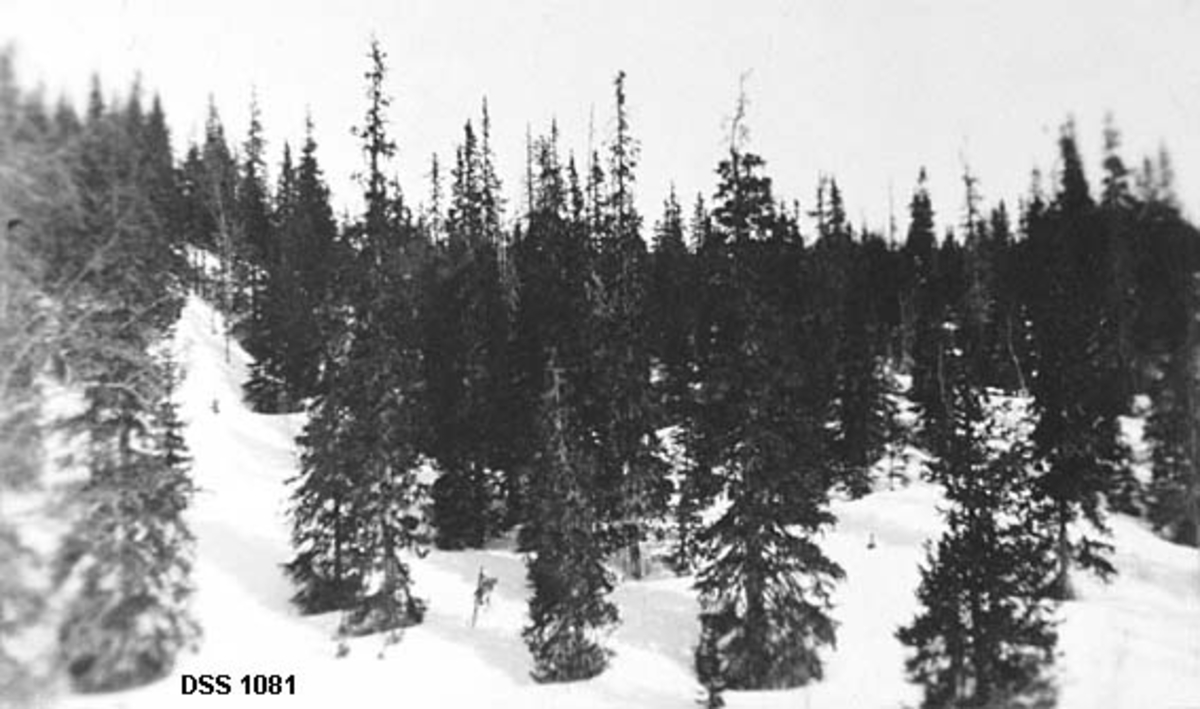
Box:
left=2, top=39, right=1198, bottom=708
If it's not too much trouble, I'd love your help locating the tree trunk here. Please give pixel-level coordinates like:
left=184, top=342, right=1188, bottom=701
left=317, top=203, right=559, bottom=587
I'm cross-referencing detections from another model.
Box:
left=1053, top=503, right=1074, bottom=601
left=743, top=534, right=767, bottom=687
left=1005, top=312, right=1028, bottom=393
left=334, top=488, right=344, bottom=596
left=627, top=533, right=643, bottom=580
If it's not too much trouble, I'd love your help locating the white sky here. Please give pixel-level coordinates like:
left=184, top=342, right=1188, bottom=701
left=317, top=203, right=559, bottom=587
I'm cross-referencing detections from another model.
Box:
left=5, top=0, right=1200, bottom=235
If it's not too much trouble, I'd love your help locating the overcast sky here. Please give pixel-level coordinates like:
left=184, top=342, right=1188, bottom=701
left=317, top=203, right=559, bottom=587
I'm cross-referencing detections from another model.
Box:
left=5, top=0, right=1200, bottom=235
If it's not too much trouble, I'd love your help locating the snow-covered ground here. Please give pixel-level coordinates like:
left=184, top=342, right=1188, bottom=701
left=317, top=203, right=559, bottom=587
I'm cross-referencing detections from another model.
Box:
left=58, top=295, right=1200, bottom=708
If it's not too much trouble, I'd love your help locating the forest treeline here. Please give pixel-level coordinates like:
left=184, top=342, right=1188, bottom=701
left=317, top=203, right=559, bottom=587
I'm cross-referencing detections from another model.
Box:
left=1, top=39, right=1197, bottom=708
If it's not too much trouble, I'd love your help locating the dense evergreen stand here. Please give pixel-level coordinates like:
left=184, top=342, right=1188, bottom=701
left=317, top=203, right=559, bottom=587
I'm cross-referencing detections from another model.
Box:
left=1, top=35, right=1198, bottom=704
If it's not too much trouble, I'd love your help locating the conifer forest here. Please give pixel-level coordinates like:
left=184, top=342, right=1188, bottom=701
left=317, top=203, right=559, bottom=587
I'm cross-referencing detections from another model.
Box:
left=2, top=12, right=1199, bottom=709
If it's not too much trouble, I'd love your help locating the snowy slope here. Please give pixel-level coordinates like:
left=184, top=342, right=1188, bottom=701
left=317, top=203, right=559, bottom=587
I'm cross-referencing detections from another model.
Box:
left=60, top=295, right=1200, bottom=708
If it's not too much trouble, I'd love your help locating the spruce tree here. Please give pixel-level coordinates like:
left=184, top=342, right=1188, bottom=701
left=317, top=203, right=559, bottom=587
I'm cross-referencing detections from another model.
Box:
left=958, top=168, right=999, bottom=383
left=1146, top=246, right=1200, bottom=546
left=693, top=92, right=843, bottom=702
left=1099, top=116, right=1141, bottom=402
left=898, top=323, right=1058, bottom=709
left=671, top=194, right=721, bottom=573
left=244, top=112, right=342, bottom=415
left=57, top=355, right=199, bottom=692
left=813, top=178, right=892, bottom=497
left=903, top=169, right=945, bottom=431
left=178, top=141, right=218, bottom=271
left=522, top=351, right=618, bottom=682
left=989, top=202, right=1031, bottom=394
left=244, top=143, right=297, bottom=412
left=510, top=126, right=594, bottom=542
left=479, top=98, right=505, bottom=235
left=238, top=91, right=275, bottom=355
left=590, top=71, right=668, bottom=577
left=141, top=95, right=182, bottom=236
left=239, top=91, right=272, bottom=265
left=427, top=114, right=509, bottom=548
left=334, top=38, right=429, bottom=635
left=1021, top=121, right=1124, bottom=598
left=291, top=116, right=341, bottom=395
left=1091, top=125, right=1150, bottom=516
left=831, top=226, right=895, bottom=497
left=0, top=67, right=110, bottom=701
left=54, top=88, right=196, bottom=691
left=1097, top=129, right=1200, bottom=523
left=649, top=186, right=694, bottom=415
left=649, top=188, right=702, bottom=572
left=287, top=38, right=431, bottom=633
left=283, top=127, right=361, bottom=610
left=285, top=368, right=365, bottom=613
left=198, top=100, right=244, bottom=346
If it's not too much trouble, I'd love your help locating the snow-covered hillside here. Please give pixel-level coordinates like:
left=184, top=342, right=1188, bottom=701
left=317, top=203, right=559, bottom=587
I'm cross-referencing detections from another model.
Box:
left=61, top=295, right=1200, bottom=708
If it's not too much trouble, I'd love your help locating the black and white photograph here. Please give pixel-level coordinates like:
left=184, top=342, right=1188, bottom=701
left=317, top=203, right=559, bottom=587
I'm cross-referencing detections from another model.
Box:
left=2, top=1, right=1199, bottom=707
